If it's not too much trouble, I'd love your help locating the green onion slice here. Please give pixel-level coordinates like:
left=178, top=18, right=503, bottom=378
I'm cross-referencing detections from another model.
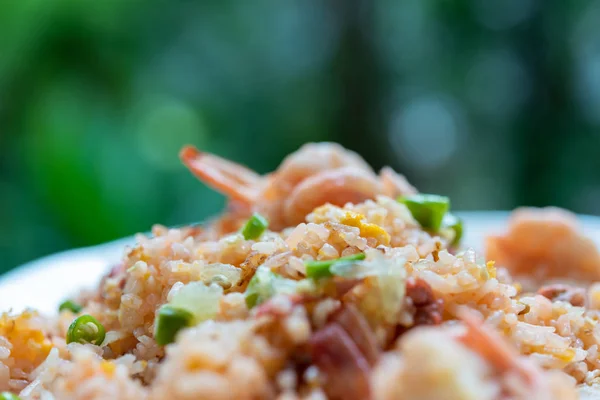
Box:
left=244, top=266, right=304, bottom=309
left=154, top=305, right=194, bottom=346
left=0, top=392, right=21, bottom=400
left=58, top=300, right=82, bottom=314
left=398, top=194, right=450, bottom=231
left=66, top=315, right=106, bottom=345
left=442, top=212, right=463, bottom=246
left=241, top=213, right=269, bottom=240
left=305, top=253, right=366, bottom=280
left=245, top=266, right=277, bottom=308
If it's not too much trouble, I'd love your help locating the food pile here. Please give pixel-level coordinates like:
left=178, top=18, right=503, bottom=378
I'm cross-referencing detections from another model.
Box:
left=2, top=143, right=600, bottom=399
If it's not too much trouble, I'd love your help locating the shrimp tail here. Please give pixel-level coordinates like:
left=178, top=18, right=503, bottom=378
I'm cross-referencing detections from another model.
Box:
left=458, top=309, right=516, bottom=373
left=180, top=145, right=262, bottom=204
left=457, top=308, right=538, bottom=385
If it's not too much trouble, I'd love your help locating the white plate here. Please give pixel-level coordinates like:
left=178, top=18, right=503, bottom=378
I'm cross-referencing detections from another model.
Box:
left=3, top=211, right=600, bottom=315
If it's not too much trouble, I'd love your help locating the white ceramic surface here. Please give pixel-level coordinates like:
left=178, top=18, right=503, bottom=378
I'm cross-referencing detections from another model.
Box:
left=3, top=211, right=600, bottom=315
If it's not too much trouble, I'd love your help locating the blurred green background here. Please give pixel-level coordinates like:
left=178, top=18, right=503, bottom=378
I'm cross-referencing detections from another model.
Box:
left=2, top=0, right=600, bottom=273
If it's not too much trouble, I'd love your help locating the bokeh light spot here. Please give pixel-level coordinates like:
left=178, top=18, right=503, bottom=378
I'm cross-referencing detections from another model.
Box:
left=135, top=97, right=206, bottom=170
left=472, top=0, right=537, bottom=31
left=389, top=95, right=462, bottom=171
left=466, top=49, right=530, bottom=119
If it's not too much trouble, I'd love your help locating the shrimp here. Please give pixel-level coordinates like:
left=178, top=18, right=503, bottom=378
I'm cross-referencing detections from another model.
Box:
left=283, top=166, right=382, bottom=225
left=180, top=143, right=415, bottom=230
left=179, top=146, right=264, bottom=203
left=271, top=142, right=375, bottom=194
left=379, top=166, right=417, bottom=198
left=486, top=207, right=600, bottom=283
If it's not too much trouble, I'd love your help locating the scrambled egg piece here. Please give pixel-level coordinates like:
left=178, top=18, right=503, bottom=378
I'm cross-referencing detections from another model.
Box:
left=528, top=345, right=576, bottom=363
left=591, top=290, right=600, bottom=309
left=340, top=211, right=391, bottom=246
left=0, top=311, right=52, bottom=368
left=486, top=261, right=497, bottom=279
left=101, top=360, right=116, bottom=376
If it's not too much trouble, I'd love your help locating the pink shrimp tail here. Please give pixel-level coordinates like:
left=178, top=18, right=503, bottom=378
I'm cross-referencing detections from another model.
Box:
left=180, top=145, right=261, bottom=204
left=457, top=308, right=538, bottom=385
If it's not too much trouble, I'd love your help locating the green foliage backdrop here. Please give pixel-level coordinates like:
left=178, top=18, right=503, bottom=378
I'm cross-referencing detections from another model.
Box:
left=2, top=0, right=600, bottom=273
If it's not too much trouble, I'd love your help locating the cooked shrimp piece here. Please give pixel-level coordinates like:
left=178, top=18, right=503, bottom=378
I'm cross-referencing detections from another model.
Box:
left=379, top=166, right=417, bottom=198
left=283, top=167, right=382, bottom=226
left=180, top=143, right=416, bottom=229
left=486, top=207, right=600, bottom=283
left=271, top=142, right=374, bottom=194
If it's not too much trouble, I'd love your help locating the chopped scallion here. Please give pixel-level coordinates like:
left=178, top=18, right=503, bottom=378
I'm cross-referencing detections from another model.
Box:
left=399, top=194, right=450, bottom=231
left=59, top=300, right=82, bottom=314
left=244, top=266, right=302, bottom=308
left=245, top=266, right=277, bottom=308
left=241, top=213, right=269, bottom=240
left=154, top=305, right=194, bottom=346
left=305, top=253, right=366, bottom=279
left=0, top=392, right=21, bottom=400
left=66, top=315, right=106, bottom=345
left=442, top=212, right=463, bottom=246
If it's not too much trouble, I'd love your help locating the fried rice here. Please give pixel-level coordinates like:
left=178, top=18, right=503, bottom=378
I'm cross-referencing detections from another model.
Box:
left=2, top=142, right=600, bottom=399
